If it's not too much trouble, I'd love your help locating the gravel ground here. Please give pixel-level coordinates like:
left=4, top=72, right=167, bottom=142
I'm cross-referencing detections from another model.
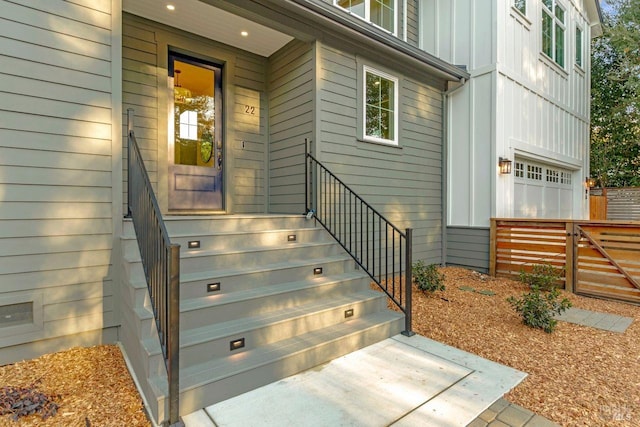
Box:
left=0, top=267, right=637, bottom=426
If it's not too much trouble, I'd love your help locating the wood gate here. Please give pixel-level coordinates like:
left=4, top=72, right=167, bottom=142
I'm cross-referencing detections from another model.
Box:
left=490, top=219, right=640, bottom=304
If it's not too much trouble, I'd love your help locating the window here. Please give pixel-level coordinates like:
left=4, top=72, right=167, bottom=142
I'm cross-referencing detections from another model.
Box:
left=542, top=0, right=565, bottom=67
left=515, top=162, right=525, bottom=178
left=575, top=27, right=583, bottom=67
left=527, top=164, right=543, bottom=180
left=546, top=169, right=559, bottom=183
left=561, top=171, right=572, bottom=185
left=363, top=66, right=398, bottom=145
left=336, top=0, right=396, bottom=33
left=179, top=110, right=198, bottom=140
left=514, top=0, right=526, bottom=15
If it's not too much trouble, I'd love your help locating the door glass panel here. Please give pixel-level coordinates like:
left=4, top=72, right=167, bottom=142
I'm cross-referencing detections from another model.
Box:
left=173, top=60, right=215, bottom=167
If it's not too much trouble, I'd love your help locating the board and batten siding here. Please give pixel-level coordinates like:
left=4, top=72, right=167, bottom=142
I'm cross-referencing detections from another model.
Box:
left=0, top=0, right=116, bottom=361
left=122, top=14, right=268, bottom=214
left=446, top=227, right=490, bottom=273
left=316, top=42, right=444, bottom=263
left=267, top=40, right=315, bottom=214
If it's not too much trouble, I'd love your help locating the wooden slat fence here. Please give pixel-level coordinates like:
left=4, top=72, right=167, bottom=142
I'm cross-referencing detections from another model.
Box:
left=490, top=219, right=640, bottom=304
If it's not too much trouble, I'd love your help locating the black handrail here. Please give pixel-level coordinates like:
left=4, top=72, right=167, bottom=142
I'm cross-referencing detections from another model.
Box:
left=305, top=139, right=414, bottom=335
left=127, top=110, right=181, bottom=425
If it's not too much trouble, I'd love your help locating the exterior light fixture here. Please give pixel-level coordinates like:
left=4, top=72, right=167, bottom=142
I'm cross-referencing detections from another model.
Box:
left=207, top=282, right=221, bottom=293
left=230, top=338, right=245, bottom=351
left=313, top=267, right=323, bottom=275
left=585, top=177, right=596, bottom=188
left=240, top=31, right=249, bottom=37
left=287, top=234, right=297, bottom=242
left=166, top=4, right=175, bottom=11
left=188, top=240, right=200, bottom=249
left=498, top=157, right=512, bottom=174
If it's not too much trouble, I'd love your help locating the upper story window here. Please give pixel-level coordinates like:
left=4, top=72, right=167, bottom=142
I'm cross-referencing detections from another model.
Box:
left=335, top=0, right=396, bottom=34
left=542, top=0, right=565, bottom=68
left=575, top=26, right=583, bottom=67
left=514, top=0, right=526, bottom=15
left=363, top=66, right=398, bottom=145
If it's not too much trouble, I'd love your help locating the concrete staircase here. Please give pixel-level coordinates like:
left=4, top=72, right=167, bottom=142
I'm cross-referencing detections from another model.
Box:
left=119, top=215, right=404, bottom=425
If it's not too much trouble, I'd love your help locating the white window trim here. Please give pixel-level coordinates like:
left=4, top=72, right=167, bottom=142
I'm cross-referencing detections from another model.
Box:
left=575, top=24, right=584, bottom=70
left=334, top=0, right=398, bottom=35
left=541, top=0, right=566, bottom=68
left=362, top=65, right=399, bottom=146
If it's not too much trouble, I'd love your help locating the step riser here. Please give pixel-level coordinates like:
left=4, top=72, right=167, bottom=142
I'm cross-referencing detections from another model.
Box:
left=177, top=297, right=383, bottom=368
left=122, top=228, right=330, bottom=259
left=124, top=216, right=315, bottom=236
left=180, top=278, right=374, bottom=331
left=181, top=245, right=342, bottom=273
left=180, top=258, right=357, bottom=300
left=171, top=317, right=405, bottom=417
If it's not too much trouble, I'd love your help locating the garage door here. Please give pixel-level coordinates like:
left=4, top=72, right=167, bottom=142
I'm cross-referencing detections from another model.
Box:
left=513, top=159, right=574, bottom=219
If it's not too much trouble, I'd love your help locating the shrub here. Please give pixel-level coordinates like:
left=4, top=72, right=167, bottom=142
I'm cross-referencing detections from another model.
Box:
left=507, top=285, right=572, bottom=333
left=518, top=263, right=563, bottom=291
left=412, top=261, right=445, bottom=293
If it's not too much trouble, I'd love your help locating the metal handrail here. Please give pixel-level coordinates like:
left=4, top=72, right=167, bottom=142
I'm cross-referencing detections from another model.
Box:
left=304, top=139, right=414, bottom=335
left=127, top=110, right=181, bottom=425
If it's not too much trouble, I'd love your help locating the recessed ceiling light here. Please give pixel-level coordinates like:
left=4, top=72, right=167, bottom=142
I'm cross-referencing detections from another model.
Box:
left=241, top=31, right=249, bottom=37
left=166, top=4, right=175, bottom=11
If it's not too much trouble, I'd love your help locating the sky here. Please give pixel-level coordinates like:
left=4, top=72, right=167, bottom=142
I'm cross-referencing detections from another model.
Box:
left=600, top=0, right=615, bottom=15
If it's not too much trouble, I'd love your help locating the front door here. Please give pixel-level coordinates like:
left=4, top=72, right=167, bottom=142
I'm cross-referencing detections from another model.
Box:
left=168, top=53, right=223, bottom=211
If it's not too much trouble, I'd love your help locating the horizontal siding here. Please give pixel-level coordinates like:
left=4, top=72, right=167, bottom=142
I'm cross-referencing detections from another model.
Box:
left=122, top=16, right=159, bottom=211
left=268, top=40, right=315, bottom=213
left=446, top=227, right=490, bottom=272
left=0, top=0, right=115, bottom=351
left=317, top=42, right=444, bottom=264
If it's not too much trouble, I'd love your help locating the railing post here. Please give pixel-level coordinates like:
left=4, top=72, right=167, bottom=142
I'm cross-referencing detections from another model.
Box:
left=304, top=138, right=308, bottom=213
left=565, top=221, right=575, bottom=292
left=401, top=228, right=415, bottom=337
left=489, top=218, right=497, bottom=277
left=126, top=108, right=134, bottom=218
left=168, top=243, right=181, bottom=426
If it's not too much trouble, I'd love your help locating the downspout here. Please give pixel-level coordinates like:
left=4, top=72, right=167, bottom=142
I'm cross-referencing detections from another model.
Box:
left=402, top=0, right=408, bottom=42
left=441, top=77, right=467, bottom=266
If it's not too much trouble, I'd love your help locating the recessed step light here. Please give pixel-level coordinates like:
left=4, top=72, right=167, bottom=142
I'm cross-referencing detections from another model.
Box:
left=206, top=282, right=221, bottom=293
left=345, top=309, right=354, bottom=318
left=188, top=240, right=200, bottom=249
left=230, top=338, right=245, bottom=351
left=287, top=234, right=297, bottom=242
left=313, top=267, right=323, bottom=275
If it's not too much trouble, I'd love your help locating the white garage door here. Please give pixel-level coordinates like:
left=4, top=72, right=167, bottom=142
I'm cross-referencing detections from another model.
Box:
left=513, top=159, right=574, bottom=219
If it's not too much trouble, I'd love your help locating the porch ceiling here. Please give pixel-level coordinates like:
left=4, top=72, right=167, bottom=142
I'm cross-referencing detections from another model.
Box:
left=122, top=0, right=294, bottom=57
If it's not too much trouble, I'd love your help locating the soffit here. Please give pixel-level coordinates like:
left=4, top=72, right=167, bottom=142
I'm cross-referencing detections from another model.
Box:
left=122, top=0, right=294, bottom=57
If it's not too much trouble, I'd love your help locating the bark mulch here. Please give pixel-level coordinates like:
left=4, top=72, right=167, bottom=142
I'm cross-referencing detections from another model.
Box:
left=412, top=267, right=639, bottom=427
left=0, top=267, right=637, bottom=426
left=0, top=345, right=149, bottom=426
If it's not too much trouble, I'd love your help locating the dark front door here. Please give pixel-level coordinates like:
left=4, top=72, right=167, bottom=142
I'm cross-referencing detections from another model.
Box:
left=168, top=53, right=223, bottom=211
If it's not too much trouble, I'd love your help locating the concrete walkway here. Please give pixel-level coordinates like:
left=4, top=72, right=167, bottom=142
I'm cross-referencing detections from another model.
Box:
left=183, top=334, right=527, bottom=427
left=555, top=307, right=633, bottom=333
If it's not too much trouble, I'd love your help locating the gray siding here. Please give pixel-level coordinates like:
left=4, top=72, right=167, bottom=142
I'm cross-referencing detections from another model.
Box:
left=406, top=0, right=420, bottom=47
left=0, top=0, right=116, bottom=356
left=317, top=42, right=444, bottom=264
left=122, top=14, right=268, bottom=214
left=267, top=40, right=315, bottom=214
left=446, top=227, right=490, bottom=273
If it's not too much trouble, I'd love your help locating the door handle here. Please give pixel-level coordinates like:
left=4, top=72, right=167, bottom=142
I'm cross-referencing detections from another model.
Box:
left=216, top=141, right=222, bottom=170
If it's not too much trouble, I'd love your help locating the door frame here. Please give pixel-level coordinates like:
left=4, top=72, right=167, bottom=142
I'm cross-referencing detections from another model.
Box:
left=163, top=48, right=227, bottom=214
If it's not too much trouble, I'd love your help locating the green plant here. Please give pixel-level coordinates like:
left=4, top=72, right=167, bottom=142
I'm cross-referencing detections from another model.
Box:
left=518, top=263, right=563, bottom=291
left=412, top=261, right=445, bottom=293
left=507, top=285, right=572, bottom=333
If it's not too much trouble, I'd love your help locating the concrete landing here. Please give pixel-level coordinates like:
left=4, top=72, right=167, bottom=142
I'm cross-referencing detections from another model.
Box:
left=182, top=334, right=526, bottom=427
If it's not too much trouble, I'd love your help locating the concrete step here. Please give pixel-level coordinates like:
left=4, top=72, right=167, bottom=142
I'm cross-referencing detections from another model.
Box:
left=121, top=227, right=331, bottom=259
left=149, top=310, right=405, bottom=420
left=143, top=285, right=382, bottom=374
left=178, top=255, right=359, bottom=300
left=123, top=215, right=314, bottom=236
left=124, top=242, right=342, bottom=280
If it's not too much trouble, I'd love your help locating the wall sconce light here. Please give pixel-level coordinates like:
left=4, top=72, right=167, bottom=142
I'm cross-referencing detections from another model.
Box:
left=585, top=177, right=596, bottom=188
left=498, top=157, right=512, bottom=174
